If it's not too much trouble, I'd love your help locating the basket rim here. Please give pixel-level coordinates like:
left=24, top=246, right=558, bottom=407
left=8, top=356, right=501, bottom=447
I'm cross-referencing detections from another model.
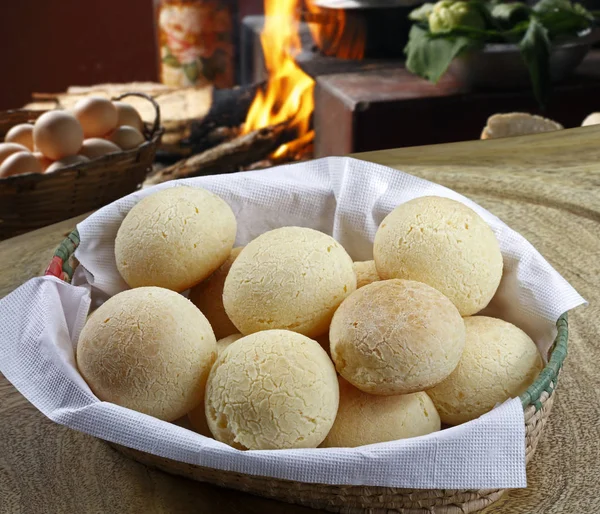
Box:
left=44, top=227, right=568, bottom=414
left=0, top=108, right=47, bottom=118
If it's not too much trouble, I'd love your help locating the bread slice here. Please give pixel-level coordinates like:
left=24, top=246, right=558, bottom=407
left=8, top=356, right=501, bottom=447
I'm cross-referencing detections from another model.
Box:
left=582, top=113, right=600, bottom=127
left=481, top=112, right=563, bottom=140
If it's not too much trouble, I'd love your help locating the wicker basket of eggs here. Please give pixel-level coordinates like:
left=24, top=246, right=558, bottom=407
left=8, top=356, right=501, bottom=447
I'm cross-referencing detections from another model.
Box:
left=0, top=93, right=162, bottom=240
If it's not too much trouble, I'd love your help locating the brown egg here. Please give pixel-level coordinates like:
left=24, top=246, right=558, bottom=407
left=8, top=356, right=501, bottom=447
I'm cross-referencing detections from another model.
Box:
left=46, top=154, right=90, bottom=173
left=113, top=101, right=144, bottom=132
left=5, top=124, right=34, bottom=151
left=0, top=151, right=43, bottom=178
left=34, top=111, right=84, bottom=160
left=108, top=126, right=145, bottom=150
left=73, top=97, right=118, bottom=138
left=33, top=151, right=53, bottom=171
left=0, top=142, right=30, bottom=166
left=79, top=138, right=121, bottom=159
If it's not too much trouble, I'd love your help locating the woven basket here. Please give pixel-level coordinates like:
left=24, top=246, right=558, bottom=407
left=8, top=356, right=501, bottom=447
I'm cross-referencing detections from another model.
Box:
left=45, top=229, right=567, bottom=514
left=0, top=93, right=163, bottom=241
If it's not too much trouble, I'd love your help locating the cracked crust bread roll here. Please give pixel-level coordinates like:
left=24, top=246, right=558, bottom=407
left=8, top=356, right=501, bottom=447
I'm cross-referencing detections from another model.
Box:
left=216, top=333, right=243, bottom=354
left=353, top=260, right=380, bottom=289
left=330, top=279, right=465, bottom=395
left=188, top=332, right=244, bottom=437
left=374, top=196, right=503, bottom=316
left=321, top=377, right=441, bottom=447
left=189, top=247, right=244, bottom=340
left=115, top=186, right=237, bottom=292
left=223, top=227, right=356, bottom=338
left=76, top=287, right=217, bottom=422
left=205, top=330, right=339, bottom=450
left=428, top=316, right=544, bottom=425
left=480, top=112, right=563, bottom=139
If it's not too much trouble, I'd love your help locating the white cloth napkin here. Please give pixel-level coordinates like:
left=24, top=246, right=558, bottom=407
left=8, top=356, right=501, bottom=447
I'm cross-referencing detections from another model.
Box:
left=0, top=157, right=585, bottom=489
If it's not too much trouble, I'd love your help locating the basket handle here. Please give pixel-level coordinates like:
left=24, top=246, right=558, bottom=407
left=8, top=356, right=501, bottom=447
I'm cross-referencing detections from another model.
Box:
left=112, top=92, right=161, bottom=140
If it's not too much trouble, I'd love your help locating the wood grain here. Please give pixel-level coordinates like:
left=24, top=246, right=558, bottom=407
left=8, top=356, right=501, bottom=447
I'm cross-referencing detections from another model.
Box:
left=1, top=126, right=600, bottom=513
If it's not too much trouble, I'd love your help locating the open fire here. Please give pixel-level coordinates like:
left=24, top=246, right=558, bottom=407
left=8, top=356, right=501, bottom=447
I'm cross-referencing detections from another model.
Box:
left=143, top=1, right=368, bottom=185
left=243, top=0, right=365, bottom=159
left=242, top=0, right=315, bottom=159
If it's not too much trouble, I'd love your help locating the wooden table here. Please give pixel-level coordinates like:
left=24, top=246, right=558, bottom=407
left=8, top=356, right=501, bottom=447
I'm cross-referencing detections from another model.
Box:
left=1, top=127, right=600, bottom=513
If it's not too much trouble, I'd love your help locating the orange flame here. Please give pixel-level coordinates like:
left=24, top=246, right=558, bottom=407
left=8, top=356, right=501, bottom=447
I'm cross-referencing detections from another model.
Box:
left=243, top=0, right=315, bottom=140
left=243, top=1, right=366, bottom=156
left=272, top=129, right=315, bottom=159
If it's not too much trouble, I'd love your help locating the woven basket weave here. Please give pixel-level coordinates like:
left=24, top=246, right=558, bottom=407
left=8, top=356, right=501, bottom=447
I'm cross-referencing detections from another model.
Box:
left=45, top=230, right=567, bottom=514
left=0, top=93, right=163, bottom=241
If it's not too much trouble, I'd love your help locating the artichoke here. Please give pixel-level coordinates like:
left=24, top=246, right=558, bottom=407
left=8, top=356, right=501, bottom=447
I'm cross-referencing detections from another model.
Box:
left=428, top=0, right=485, bottom=34
left=409, top=3, right=435, bottom=22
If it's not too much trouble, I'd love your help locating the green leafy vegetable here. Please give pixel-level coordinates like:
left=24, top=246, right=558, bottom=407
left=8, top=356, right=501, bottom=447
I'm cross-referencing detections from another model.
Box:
left=445, top=20, right=531, bottom=41
left=405, top=25, right=477, bottom=83
left=533, top=0, right=573, bottom=14
left=533, top=0, right=593, bottom=37
left=409, top=3, right=435, bottom=22
left=491, top=2, right=531, bottom=26
left=573, top=2, right=594, bottom=20
left=404, top=0, right=596, bottom=108
left=519, top=17, right=552, bottom=107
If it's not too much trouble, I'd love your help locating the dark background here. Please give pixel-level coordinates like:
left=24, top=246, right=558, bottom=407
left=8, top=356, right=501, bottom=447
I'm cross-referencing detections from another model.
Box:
left=0, top=0, right=264, bottom=111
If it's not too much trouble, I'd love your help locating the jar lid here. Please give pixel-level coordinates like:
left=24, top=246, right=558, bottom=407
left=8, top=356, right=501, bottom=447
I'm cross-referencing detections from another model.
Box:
left=312, top=0, right=424, bottom=9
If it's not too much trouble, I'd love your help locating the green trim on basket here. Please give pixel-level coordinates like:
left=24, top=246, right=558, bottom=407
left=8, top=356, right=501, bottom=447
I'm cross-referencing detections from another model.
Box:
left=520, top=313, right=568, bottom=410
left=49, top=228, right=569, bottom=413
left=53, top=229, right=80, bottom=281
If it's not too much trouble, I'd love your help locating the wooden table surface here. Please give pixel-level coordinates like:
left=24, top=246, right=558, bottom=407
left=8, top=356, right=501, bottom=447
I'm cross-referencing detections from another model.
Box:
left=1, top=127, right=599, bottom=513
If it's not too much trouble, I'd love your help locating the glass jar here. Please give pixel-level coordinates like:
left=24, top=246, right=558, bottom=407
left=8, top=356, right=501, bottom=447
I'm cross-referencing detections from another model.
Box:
left=155, top=0, right=235, bottom=88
